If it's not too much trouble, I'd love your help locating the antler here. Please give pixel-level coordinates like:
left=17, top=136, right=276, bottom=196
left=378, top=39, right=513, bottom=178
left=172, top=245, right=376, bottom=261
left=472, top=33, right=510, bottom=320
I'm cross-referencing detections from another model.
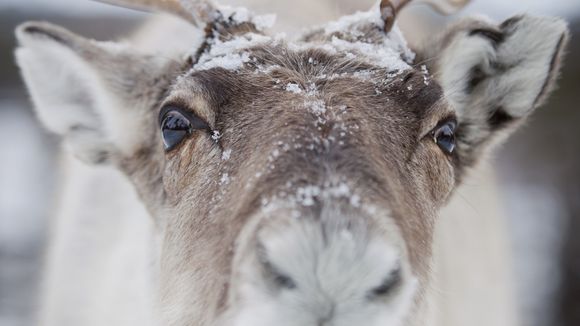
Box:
left=380, top=0, right=470, bottom=32
left=380, top=0, right=412, bottom=33
left=91, top=0, right=216, bottom=27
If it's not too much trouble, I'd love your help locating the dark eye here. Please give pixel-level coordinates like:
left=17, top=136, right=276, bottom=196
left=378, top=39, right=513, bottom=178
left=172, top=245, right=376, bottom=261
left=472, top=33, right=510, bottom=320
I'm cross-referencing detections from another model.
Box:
left=159, top=106, right=209, bottom=151
left=431, top=120, right=457, bottom=154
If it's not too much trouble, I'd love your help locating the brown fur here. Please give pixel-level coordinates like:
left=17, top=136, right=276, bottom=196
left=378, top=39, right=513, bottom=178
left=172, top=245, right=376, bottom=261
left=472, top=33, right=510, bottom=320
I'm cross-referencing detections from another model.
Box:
left=121, top=34, right=456, bottom=321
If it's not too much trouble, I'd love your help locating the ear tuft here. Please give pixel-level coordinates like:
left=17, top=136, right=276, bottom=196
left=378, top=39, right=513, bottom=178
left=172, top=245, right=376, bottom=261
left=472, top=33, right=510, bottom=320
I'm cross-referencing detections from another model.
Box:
left=424, top=14, right=569, bottom=171
left=15, top=22, right=172, bottom=165
left=509, top=16, right=570, bottom=109
left=15, top=22, right=113, bottom=164
left=16, top=21, right=78, bottom=47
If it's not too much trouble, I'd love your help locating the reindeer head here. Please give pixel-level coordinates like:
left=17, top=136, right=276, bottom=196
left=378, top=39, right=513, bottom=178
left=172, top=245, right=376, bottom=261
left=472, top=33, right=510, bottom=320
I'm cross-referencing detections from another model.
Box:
left=15, top=0, right=568, bottom=325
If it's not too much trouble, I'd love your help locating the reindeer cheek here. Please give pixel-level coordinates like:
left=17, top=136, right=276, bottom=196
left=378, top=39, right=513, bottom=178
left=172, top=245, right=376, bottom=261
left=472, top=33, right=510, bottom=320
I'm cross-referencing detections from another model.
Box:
left=409, top=143, right=455, bottom=205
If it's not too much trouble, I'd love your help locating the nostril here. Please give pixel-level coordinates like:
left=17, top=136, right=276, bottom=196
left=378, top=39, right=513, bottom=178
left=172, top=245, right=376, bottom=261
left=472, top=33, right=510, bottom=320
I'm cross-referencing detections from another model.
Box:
left=273, top=273, right=297, bottom=289
left=370, top=267, right=402, bottom=297
left=257, top=242, right=297, bottom=290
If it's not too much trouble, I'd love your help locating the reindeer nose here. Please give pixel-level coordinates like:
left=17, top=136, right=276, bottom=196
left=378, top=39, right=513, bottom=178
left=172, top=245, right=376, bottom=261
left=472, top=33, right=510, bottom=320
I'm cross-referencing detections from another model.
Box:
left=231, top=202, right=415, bottom=326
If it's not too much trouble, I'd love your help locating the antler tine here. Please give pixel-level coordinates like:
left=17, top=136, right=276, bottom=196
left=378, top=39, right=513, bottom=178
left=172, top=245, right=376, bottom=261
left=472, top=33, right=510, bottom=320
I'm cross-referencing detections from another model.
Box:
left=380, top=0, right=412, bottom=33
left=92, top=0, right=216, bottom=27
left=380, top=0, right=471, bottom=32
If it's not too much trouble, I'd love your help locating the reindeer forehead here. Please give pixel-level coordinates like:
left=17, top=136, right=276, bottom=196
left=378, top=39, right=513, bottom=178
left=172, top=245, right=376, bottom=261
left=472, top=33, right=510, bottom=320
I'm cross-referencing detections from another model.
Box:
left=170, top=23, right=445, bottom=124
left=167, top=4, right=448, bottom=123
left=188, top=9, right=416, bottom=75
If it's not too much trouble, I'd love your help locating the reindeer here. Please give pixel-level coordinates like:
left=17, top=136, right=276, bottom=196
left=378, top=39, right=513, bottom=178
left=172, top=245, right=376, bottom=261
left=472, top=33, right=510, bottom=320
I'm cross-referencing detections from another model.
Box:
left=14, top=0, right=568, bottom=325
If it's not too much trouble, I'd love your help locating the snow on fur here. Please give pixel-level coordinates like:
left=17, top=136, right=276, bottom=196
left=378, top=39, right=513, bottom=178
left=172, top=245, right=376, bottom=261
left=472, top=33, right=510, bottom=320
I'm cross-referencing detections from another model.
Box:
left=191, top=7, right=415, bottom=73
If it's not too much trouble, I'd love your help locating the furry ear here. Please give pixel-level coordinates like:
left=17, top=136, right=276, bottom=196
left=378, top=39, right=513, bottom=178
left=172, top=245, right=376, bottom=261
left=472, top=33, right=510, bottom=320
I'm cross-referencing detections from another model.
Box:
left=422, top=15, right=569, bottom=167
left=15, top=22, right=176, bottom=164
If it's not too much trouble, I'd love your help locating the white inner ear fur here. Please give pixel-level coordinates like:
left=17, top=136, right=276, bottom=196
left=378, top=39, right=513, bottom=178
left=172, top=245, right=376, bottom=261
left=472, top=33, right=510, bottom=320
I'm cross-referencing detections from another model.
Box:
left=490, top=16, right=567, bottom=114
left=15, top=26, right=149, bottom=163
left=438, top=15, right=568, bottom=120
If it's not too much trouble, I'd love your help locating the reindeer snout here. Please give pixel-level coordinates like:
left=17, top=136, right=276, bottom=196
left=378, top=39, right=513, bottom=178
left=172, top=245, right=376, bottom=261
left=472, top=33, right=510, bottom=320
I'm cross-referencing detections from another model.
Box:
left=229, top=203, right=417, bottom=326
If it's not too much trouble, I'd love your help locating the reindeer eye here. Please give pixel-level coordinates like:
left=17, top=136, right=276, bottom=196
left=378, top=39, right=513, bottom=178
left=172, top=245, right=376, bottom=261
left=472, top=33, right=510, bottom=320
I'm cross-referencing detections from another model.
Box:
left=159, top=106, right=209, bottom=151
left=431, top=120, right=456, bottom=154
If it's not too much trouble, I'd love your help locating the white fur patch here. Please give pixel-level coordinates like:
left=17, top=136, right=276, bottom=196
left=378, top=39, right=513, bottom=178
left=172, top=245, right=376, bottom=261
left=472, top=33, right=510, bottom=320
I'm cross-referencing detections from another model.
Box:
left=15, top=31, right=114, bottom=163
left=439, top=15, right=568, bottom=120
left=226, top=204, right=417, bottom=326
left=15, top=23, right=167, bottom=163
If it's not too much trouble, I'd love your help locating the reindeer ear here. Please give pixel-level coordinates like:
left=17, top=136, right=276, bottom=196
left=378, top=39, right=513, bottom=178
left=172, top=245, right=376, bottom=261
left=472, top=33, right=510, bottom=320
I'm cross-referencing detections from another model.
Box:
left=423, top=15, right=569, bottom=167
left=15, top=22, right=175, bottom=164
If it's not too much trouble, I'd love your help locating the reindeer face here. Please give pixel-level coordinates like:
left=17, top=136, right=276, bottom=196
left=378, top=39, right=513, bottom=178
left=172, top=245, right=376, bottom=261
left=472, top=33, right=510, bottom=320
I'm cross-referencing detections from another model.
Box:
left=153, top=12, right=457, bottom=325
left=161, top=52, right=449, bottom=326
left=14, top=1, right=568, bottom=325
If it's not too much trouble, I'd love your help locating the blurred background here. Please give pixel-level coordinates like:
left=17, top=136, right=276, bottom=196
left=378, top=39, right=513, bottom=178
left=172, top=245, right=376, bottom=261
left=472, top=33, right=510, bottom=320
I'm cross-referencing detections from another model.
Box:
left=0, top=1, right=578, bottom=325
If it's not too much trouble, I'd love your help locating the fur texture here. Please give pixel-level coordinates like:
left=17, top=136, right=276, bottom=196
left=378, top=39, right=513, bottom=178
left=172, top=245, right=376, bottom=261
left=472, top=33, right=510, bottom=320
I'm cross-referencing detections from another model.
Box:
left=14, top=2, right=568, bottom=326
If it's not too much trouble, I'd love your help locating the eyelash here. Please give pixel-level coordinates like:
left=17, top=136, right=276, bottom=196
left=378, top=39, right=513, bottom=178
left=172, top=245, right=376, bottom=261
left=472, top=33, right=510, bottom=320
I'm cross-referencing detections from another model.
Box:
left=429, top=117, right=457, bottom=155
left=158, top=105, right=209, bottom=129
left=158, top=105, right=210, bottom=151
